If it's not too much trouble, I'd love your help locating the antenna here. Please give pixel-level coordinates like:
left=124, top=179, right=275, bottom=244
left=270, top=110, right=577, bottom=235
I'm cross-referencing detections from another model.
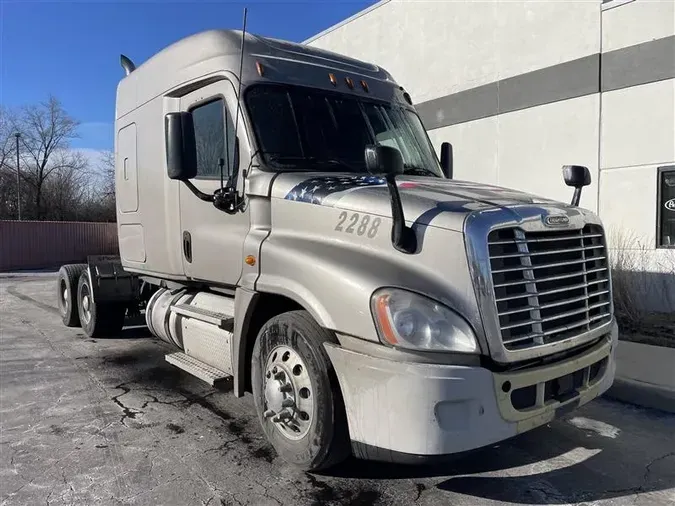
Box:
left=228, top=7, right=248, bottom=192
left=230, top=7, right=248, bottom=185
left=214, top=7, right=249, bottom=215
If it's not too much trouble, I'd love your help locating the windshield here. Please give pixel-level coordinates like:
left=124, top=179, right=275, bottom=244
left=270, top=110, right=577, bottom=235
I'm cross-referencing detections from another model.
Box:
left=245, top=84, right=442, bottom=177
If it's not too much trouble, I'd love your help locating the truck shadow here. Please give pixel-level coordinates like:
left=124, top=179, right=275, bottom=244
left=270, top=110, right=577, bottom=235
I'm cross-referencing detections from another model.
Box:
left=325, top=410, right=675, bottom=504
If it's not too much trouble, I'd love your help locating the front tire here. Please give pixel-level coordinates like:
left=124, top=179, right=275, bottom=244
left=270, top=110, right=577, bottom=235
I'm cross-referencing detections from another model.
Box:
left=76, top=271, right=126, bottom=338
left=57, top=264, right=87, bottom=327
left=251, top=310, right=350, bottom=471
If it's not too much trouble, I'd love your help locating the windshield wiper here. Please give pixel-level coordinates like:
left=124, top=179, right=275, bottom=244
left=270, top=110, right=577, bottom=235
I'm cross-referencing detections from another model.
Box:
left=402, top=165, right=438, bottom=177
left=266, top=155, right=360, bottom=173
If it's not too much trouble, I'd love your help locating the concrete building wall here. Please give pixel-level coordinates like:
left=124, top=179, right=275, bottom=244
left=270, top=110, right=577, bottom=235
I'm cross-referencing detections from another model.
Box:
left=306, top=0, right=675, bottom=311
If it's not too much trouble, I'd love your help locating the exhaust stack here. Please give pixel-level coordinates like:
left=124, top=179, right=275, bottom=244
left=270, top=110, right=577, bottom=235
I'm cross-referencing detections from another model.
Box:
left=120, top=54, right=136, bottom=76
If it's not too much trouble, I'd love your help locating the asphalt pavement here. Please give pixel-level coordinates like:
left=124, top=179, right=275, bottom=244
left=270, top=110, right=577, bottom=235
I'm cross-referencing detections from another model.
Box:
left=1, top=273, right=674, bottom=506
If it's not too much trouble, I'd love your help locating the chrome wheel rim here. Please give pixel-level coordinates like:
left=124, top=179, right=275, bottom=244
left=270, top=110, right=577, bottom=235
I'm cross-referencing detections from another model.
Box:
left=80, top=284, right=91, bottom=325
left=59, top=279, right=68, bottom=311
left=262, top=345, right=314, bottom=441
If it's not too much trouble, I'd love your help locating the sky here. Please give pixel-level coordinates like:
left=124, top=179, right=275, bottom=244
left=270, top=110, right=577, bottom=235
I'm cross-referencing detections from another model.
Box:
left=0, top=0, right=378, bottom=153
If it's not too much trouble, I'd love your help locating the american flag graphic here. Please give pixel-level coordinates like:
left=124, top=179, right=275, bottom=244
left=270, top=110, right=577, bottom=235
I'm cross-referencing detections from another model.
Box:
left=285, top=175, right=387, bottom=205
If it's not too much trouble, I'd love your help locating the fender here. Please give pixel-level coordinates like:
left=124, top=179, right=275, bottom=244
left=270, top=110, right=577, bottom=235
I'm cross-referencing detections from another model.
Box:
left=232, top=282, right=334, bottom=397
left=232, top=286, right=259, bottom=397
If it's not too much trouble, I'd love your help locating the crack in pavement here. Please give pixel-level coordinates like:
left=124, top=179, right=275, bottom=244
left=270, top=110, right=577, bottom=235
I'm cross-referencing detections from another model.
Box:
left=111, top=384, right=141, bottom=426
left=574, top=450, right=675, bottom=503
left=642, top=451, right=675, bottom=487
left=109, top=382, right=223, bottom=430
left=204, top=438, right=240, bottom=455
left=413, top=483, right=426, bottom=503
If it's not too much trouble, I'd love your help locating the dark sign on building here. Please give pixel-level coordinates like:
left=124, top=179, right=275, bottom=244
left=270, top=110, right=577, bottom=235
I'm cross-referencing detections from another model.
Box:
left=657, top=166, right=675, bottom=248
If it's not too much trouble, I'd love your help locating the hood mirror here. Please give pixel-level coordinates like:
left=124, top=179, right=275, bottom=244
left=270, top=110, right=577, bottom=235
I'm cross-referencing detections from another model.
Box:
left=365, top=145, right=404, bottom=176
left=365, top=145, right=416, bottom=254
left=440, top=142, right=453, bottom=179
left=562, top=165, right=591, bottom=207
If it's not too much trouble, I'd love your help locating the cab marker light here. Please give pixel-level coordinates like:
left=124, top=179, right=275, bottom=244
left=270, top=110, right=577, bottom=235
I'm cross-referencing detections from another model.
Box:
left=360, top=80, right=369, bottom=92
left=329, top=73, right=337, bottom=86
left=345, top=77, right=354, bottom=89
left=256, top=61, right=264, bottom=77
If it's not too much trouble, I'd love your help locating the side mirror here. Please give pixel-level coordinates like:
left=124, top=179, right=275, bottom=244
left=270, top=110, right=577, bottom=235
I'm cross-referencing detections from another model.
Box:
left=440, top=141, right=453, bottom=179
left=365, top=144, right=404, bottom=177
left=364, top=144, right=416, bottom=254
left=165, top=112, right=197, bottom=181
left=562, top=165, right=591, bottom=207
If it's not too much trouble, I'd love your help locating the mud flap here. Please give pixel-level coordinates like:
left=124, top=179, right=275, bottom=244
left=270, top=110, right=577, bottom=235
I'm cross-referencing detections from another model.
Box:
left=87, top=255, right=139, bottom=304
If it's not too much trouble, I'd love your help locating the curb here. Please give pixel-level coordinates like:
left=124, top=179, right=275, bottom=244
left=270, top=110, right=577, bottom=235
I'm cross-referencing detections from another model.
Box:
left=605, top=377, right=675, bottom=414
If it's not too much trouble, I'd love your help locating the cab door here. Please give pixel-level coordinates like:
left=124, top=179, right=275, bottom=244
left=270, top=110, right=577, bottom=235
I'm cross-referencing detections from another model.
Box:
left=178, top=79, right=250, bottom=286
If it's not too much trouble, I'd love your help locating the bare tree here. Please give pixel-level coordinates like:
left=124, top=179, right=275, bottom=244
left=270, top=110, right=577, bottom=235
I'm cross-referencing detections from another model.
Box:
left=0, top=107, right=22, bottom=219
left=99, top=149, right=115, bottom=199
left=41, top=152, right=89, bottom=221
left=14, top=95, right=84, bottom=219
left=88, top=149, right=117, bottom=222
left=2, top=96, right=116, bottom=222
left=0, top=106, right=15, bottom=171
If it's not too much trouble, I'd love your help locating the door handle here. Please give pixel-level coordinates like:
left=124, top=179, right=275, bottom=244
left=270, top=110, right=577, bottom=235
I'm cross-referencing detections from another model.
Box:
left=183, top=231, right=192, bottom=263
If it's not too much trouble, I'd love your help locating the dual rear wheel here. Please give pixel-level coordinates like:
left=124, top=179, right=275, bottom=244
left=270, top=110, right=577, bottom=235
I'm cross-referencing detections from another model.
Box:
left=56, top=265, right=126, bottom=338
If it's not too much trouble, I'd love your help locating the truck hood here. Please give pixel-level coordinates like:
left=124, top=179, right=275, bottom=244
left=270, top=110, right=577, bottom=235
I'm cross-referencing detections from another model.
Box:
left=271, top=172, right=564, bottom=231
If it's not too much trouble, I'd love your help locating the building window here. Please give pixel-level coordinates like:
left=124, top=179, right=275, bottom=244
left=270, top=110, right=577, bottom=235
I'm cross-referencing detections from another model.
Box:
left=190, top=98, right=236, bottom=180
left=657, top=166, right=675, bottom=248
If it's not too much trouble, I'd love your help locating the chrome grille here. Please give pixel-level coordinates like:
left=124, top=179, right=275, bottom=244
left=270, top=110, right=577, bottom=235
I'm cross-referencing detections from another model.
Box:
left=488, top=224, right=612, bottom=351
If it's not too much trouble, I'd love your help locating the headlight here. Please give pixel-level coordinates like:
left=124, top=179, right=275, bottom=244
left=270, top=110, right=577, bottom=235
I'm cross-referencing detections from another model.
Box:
left=371, top=288, right=478, bottom=353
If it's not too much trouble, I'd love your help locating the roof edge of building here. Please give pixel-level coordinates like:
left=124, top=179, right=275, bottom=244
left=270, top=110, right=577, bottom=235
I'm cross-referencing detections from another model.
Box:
left=303, top=0, right=392, bottom=45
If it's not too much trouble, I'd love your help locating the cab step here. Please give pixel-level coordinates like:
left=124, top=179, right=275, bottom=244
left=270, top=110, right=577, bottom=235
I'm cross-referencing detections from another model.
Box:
left=170, top=303, right=234, bottom=331
left=165, top=352, right=231, bottom=387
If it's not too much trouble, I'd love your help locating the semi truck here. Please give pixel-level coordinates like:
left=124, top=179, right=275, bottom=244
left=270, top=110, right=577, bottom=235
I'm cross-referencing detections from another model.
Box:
left=56, top=28, right=618, bottom=471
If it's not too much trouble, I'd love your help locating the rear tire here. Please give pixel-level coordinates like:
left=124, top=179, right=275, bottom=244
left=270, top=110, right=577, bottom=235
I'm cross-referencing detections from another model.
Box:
left=251, top=310, right=350, bottom=471
left=57, top=264, right=87, bottom=327
left=77, top=271, right=126, bottom=338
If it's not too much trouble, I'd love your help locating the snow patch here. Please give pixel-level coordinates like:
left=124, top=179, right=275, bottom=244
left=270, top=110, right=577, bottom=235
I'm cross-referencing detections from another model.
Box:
left=567, top=417, right=621, bottom=438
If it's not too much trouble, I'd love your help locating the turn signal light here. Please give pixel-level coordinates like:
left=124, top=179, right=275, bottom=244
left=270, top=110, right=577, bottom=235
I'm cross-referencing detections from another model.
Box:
left=256, top=61, right=264, bottom=77
left=245, top=255, right=256, bottom=266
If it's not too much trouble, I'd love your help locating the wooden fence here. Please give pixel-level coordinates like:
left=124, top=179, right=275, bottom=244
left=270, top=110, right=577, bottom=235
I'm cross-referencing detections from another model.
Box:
left=0, top=220, right=118, bottom=271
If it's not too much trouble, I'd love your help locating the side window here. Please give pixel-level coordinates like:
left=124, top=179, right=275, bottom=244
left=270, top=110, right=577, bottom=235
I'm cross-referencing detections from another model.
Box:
left=657, top=166, right=675, bottom=248
left=190, top=98, right=235, bottom=180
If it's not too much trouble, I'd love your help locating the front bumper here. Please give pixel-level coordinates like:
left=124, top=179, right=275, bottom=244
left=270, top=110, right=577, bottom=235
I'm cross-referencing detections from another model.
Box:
left=324, top=322, right=618, bottom=462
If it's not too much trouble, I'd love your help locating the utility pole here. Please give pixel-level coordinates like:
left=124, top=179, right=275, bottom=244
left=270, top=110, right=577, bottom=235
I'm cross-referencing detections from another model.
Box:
left=15, top=132, right=21, bottom=221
